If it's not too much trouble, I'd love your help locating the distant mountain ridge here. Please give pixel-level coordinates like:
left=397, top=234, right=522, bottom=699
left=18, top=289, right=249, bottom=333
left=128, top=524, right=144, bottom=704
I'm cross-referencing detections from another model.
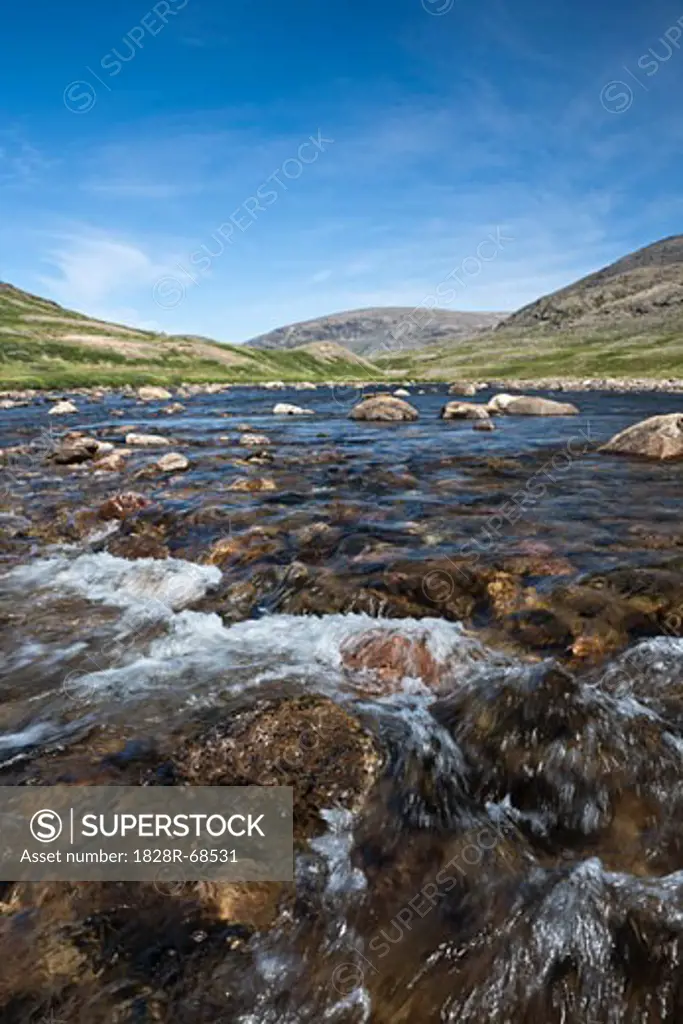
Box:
left=502, top=234, right=683, bottom=332
left=244, top=306, right=507, bottom=356
left=2, top=234, right=682, bottom=388
left=375, top=234, right=683, bottom=380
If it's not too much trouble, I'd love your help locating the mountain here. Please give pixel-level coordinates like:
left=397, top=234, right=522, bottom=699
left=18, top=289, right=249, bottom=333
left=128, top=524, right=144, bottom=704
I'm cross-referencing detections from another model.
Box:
left=503, top=234, right=683, bottom=332
left=3, top=235, right=682, bottom=389
left=0, top=284, right=380, bottom=389
left=376, top=236, right=683, bottom=380
left=244, top=307, right=506, bottom=356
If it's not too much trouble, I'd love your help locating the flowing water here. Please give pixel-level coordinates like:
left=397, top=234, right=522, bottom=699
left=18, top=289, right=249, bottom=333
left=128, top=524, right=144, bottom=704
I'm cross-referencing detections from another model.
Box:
left=1, top=384, right=683, bottom=1022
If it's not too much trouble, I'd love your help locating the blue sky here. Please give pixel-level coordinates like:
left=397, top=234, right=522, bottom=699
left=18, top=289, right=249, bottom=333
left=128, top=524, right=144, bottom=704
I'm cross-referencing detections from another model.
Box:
left=1, top=0, right=682, bottom=342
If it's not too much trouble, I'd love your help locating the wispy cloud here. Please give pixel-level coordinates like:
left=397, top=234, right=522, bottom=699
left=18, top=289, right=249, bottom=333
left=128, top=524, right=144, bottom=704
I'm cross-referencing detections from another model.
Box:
left=37, top=230, right=174, bottom=317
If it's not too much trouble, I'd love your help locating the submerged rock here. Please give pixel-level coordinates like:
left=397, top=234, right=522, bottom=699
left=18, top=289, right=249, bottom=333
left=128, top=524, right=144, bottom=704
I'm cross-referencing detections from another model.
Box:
left=349, top=395, right=419, bottom=422
left=599, top=412, right=683, bottom=460
left=440, top=401, right=490, bottom=420
left=206, top=527, right=282, bottom=567
left=473, top=419, right=495, bottom=432
left=97, top=491, right=151, bottom=520
left=227, top=476, right=277, bottom=492
left=505, top=607, right=574, bottom=651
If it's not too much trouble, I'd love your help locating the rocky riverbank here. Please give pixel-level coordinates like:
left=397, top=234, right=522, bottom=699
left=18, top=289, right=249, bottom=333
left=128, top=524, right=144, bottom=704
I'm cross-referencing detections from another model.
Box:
left=458, top=376, right=683, bottom=393
left=1, top=375, right=683, bottom=408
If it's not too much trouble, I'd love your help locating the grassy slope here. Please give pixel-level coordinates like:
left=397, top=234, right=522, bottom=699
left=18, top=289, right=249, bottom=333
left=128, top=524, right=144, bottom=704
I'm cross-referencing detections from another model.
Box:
left=376, top=320, right=683, bottom=380
left=0, top=285, right=382, bottom=388
left=378, top=240, right=683, bottom=381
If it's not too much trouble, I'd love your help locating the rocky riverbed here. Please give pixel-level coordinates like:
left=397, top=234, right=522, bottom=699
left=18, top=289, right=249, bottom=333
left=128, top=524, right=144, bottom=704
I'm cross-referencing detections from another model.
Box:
left=1, top=382, right=683, bottom=1023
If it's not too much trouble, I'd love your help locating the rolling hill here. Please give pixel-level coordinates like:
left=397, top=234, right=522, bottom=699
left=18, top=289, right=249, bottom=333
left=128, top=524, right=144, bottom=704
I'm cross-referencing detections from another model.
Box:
left=244, top=306, right=506, bottom=356
left=376, top=235, right=683, bottom=380
left=2, top=234, right=682, bottom=388
left=0, top=283, right=380, bottom=388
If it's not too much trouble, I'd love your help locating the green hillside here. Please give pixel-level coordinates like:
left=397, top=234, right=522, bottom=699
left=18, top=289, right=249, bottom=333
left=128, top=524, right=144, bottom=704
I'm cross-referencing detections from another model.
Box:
left=378, top=235, right=683, bottom=380
left=0, top=284, right=381, bottom=388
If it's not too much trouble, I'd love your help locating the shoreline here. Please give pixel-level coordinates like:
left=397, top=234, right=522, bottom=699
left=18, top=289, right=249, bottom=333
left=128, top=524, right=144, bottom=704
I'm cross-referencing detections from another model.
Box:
left=0, top=375, right=682, bottom=401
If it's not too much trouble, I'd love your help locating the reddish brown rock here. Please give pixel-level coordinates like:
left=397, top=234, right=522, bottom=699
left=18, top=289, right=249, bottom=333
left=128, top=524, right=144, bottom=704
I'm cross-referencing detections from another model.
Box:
left=97, top=492, right=151, bottom=520
left=206, top=528, right=281, bottom=567
left=341, top=629, right=441, bottom=691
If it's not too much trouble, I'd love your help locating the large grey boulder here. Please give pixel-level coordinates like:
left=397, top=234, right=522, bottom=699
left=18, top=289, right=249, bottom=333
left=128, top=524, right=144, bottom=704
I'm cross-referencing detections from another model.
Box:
left=138, top=386, right=172, bottom=401
left=349, top=396, right=419, bottom=422
left=599, top=413, right=683, bottom=460
left=488, top=393, right=579, bottom=416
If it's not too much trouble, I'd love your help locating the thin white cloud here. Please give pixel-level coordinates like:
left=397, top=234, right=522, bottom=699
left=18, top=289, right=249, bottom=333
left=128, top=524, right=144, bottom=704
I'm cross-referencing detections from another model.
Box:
left=37, top=230, right=173, bottom=316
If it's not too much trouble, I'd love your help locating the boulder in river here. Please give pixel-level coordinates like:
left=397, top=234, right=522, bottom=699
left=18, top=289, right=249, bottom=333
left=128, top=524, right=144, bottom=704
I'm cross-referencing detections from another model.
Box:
left=137, top=385, right=172, bottom=401
left=473, top=419, right=495, bottom=432
left=448, top=381, right=477, bottom=396
left=341, top=629, right=441, bottom=693
left=349, top=395, right=419, bottom=422
left=176, top=694, right=381, bottom=840
left=48, top=400, right=77, bottom=416
left=156, top=452, right=190, bottom=472
left=440, top=401, right=490, bottom=420
left=272, top=402, right=313, bottom=415
left=393, top=388, right=410, bottom=397
left=92, top=451, right=128, bottom=472
left=488, top=393, right=579, bottom=415
left=125, top=432, right=171, bottom=446
left=97, top=492, right=151, bottom=520
left=599, top=412, right=683, bottom=460
left=49, top=435, right=112, bottom=464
